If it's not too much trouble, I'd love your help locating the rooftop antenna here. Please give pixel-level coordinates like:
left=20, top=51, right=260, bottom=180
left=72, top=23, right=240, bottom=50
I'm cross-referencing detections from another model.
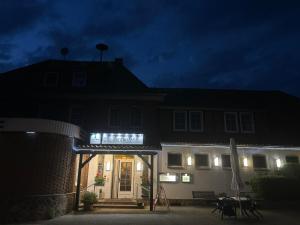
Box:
left=96, top=43, right=109, bottom=63
left=60, top=47, right=69, bottom=60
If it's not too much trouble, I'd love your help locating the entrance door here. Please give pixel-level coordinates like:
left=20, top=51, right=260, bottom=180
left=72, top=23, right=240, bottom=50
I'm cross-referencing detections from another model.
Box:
left=118, top=160, right=133, bottom=198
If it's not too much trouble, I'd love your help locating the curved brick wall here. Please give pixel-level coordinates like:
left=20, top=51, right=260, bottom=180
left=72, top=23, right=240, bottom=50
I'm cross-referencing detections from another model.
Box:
left=0, top=132, right=77, bottom=223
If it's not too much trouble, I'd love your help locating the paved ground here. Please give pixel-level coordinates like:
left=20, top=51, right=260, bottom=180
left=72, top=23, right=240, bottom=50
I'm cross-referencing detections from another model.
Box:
left=15, top=207, right=300, bottom=225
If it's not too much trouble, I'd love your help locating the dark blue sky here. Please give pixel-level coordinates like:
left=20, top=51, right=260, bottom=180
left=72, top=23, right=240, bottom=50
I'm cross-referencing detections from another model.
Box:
left=1, top=0, right=300, bottom=96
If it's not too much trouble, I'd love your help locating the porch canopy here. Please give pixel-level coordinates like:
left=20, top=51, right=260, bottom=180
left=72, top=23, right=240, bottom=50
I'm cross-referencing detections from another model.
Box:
left=73, top=143, right=161, bottom=211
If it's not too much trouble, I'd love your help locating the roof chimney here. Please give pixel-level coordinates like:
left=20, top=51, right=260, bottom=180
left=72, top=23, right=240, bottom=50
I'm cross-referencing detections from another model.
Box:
left=115, top=58, right=123, bottom=65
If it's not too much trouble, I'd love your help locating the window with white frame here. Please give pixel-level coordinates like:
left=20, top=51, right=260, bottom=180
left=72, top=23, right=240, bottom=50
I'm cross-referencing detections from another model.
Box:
left=72, top=72, right=87, bottom=87
left=221, top=154, right=231, bottom=168
left=285, top=156, right=299, bottom=164
left=240, top=112, right=255, bottom=133
left=189, top=111, right=204, bottom=132
left=224, top=112, right=239, bottom=133
left=195, top=154, right=209, bottom=168
left=173, top=111, right=187, bottom=131
left=253, top=155, right=267, bottom=169
left=168, top=153, right=182, bottom=167
left=44, top=72, right=59, bottom=87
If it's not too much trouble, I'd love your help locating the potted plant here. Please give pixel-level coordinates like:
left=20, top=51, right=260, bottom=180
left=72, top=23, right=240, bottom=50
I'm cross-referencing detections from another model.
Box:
left=81, top=191, right=97, bottom=211
left=94, top=174, right=106, bottom=186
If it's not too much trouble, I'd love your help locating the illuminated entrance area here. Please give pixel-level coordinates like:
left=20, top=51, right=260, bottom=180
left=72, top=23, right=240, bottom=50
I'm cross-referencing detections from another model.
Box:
left=73, top=133, right=161, bottom=211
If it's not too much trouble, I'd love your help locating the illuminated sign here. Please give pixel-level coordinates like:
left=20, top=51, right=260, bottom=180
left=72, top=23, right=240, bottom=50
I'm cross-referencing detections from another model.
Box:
left=90, top=133, right=101, bottom=144
left=102, top=133, right=143, bottom=145
left=181, top=173, right=192, bottom=183
left=89, top=133, right=144, bottom=145
left=159, top=173, right=177, bottom=182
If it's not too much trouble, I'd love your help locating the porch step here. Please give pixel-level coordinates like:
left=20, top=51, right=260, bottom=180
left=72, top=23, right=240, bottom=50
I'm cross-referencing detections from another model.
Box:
left=94, top=199, right=144, bottom=209
left=98, top=199, right=137, bottom=205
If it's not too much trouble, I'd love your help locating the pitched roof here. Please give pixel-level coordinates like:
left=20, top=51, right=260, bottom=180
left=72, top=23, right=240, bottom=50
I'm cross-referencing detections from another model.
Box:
left=153, top=88, right=300, bottom=110
left=0, top=59, right=148, bottom=94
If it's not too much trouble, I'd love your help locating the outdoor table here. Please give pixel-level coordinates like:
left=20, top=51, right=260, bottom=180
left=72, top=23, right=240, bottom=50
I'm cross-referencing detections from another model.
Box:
left=216, top=197, right=263, bottom=219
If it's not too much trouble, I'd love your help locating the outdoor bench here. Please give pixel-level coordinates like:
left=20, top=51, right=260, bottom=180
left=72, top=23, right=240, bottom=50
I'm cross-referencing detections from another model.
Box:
left=192, top=191, right=217, bottom=204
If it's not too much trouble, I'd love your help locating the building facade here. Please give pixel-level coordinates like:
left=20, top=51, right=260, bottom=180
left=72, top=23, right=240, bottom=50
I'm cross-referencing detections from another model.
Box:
left=1, top=59, right=300, bottom=219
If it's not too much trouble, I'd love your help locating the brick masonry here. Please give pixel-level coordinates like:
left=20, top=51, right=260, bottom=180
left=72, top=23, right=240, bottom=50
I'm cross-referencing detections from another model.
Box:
left=0, top=132, right=77, bottom=223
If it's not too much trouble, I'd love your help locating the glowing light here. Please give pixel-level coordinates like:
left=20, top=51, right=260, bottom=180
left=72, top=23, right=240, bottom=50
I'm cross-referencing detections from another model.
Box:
left=243, top=158, right=248, bottom=167
left=276, top=158, right=282, bottom=168
left=26, top=131, right=36, bottom=134
left=105, top=161, right=111, bottom=171
left=187, top=156, right=192, bottom=166
left=137, top=162, right=143, bottom=171
left=214, top=157, right=220, bottom=166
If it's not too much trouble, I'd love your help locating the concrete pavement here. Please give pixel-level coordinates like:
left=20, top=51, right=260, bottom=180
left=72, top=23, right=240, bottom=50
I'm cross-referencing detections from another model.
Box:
left=13, top=207, right=300, bottom=225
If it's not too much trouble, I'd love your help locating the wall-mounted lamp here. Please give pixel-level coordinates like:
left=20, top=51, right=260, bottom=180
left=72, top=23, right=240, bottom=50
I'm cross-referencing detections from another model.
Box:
left=243, top=157, right=249, bottom=167
left=137, top=161, right=143, bottom=171
left=105, top=161, right=111, bottom=171
left=187, top=156, right=192, bottom=166
left=214, top=157, right=220, bottom=166
left=276, top=158, right=282, bottom=168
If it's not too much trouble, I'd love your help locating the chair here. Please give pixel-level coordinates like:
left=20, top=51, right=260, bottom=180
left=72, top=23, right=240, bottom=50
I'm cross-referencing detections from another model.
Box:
left=219, top=197, right=237, bottom=220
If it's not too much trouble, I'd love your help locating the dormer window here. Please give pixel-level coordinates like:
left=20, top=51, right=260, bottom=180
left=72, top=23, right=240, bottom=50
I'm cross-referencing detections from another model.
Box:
left=44, top=72, right=59, bottom=87
left=72, top=72, right=87, bottom=87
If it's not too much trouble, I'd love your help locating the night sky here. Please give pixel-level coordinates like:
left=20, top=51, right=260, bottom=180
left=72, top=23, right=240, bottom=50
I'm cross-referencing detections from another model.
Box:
left=1, top=0, right=300, bottom=96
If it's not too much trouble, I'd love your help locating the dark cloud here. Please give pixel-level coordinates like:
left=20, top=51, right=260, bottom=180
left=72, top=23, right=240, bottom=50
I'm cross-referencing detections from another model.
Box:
left=0, top=0, right=52, bottom=36
left=0, top=0, right=300, bottom=97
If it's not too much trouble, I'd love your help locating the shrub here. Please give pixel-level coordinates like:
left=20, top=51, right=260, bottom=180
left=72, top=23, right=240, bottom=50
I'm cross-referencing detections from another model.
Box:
left=278, top=163, right=300, bottom=180
left=81, top=192, right=97, bottom=210
left=250, top=175, right=300, bottom=200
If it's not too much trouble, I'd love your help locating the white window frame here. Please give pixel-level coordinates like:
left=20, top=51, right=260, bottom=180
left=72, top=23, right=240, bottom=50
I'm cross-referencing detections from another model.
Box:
left=173, top=111, right=187, bottom=132
left=194, top=154, right=210, bottom=169
left=252, top=154, right=268, bottom=170
left=221, top=154, right=231, bottom=169
left=189, top=111, right=204, bottom=132
left=224, top=112, right=239, bottom=133
left=239, top=112, right=255, bottom=133
left=167, top=152, right=183, bottom=168
left=44, top=72, right=59, bottom=87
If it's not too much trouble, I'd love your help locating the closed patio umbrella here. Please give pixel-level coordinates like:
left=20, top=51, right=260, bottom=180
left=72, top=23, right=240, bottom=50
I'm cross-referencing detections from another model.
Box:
left=230, top=138, right=244, bottom=214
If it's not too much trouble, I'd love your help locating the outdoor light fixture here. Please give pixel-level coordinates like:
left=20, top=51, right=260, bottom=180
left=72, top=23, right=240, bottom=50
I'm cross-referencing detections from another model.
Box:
left=214, top=157, right=220, bottom=166
left=243, top=157, right=249, bottom=167
left=276, top=158, right=282, bottom=168
left=187, top=156, right=192, bottom=166
left=105, top=161, right=111, bottom=171
left=136, top=161, right=143, bottom=171
left=26, top=131, right=36, bottom=134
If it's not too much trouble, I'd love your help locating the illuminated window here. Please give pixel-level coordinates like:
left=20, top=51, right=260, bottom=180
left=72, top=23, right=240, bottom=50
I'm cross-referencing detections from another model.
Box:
left=173, top=111, right=187, bottom=131
left=195, top=154, right=209, bottom=167
left=286, top=156, right=299, bottom=164
left=72, top=72, right=87, bottom=87
left=240, top=112, right=255, bottom=133
left=189, top=111, right=203, bottom=132
left=221, top=154, right=231, bottom=168
left=253, top=155, right=267, bottom=169
left=224, top=112, right=239, bottom=133
left=168, top=153, right=182, bottom=167
left=44, top=72, right=59, bottom=87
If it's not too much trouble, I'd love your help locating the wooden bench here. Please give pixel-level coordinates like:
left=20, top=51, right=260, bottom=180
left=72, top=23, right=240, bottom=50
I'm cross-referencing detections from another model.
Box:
left=192, top=191, right=217, bottom=204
